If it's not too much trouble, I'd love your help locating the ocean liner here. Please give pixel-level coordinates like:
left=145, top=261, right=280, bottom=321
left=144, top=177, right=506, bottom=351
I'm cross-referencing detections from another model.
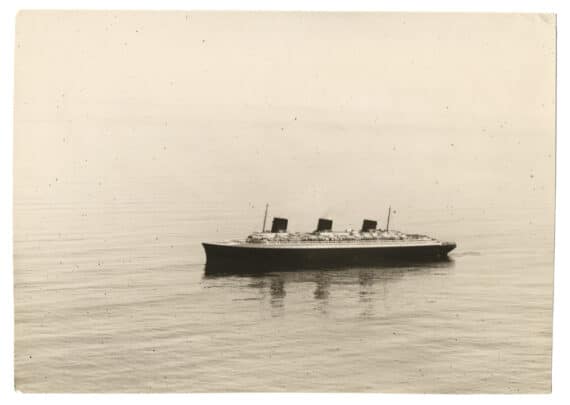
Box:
left=202, top=205, right=456, bottom=273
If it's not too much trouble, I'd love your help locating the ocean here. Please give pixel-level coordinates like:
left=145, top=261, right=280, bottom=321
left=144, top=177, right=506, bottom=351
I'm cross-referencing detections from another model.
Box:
left=14, top=193, right=553, bottom=392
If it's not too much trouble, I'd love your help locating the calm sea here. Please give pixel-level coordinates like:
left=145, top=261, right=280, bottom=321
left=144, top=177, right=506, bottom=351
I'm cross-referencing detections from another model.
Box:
left=14, top=192, right=553, bottom=393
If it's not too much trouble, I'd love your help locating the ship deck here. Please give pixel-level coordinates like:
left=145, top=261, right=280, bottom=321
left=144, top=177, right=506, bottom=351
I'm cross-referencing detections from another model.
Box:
left=208, top=239, right=446, bottom=249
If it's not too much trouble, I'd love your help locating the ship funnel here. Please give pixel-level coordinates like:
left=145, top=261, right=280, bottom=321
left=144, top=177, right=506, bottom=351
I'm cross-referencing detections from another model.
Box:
left=361, top=219, right=377, bottom=232
left=271, top=217, right=288, bottom=233
left=316, top=218, right=333, bottom=232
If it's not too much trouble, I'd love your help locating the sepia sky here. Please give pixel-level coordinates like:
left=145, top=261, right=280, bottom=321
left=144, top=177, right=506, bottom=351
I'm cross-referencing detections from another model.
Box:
left=14, top=11, right=556, bottom=224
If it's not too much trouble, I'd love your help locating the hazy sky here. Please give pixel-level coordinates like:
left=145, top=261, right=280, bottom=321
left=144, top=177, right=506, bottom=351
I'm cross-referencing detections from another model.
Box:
left=14, top=11, right=556, bottom=224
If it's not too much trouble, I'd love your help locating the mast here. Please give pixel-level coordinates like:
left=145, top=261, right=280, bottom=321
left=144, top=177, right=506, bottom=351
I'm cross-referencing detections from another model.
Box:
left=386, top=205, right=391, bottom=231
left=262, top=203, right=269, bottom=232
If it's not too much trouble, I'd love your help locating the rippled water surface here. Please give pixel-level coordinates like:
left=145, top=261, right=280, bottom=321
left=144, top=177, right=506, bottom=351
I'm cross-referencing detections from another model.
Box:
left=14, top=198, right=553, bottom=393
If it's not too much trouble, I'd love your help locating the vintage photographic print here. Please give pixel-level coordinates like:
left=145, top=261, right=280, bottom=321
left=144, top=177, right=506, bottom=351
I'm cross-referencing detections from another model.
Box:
left=14, top=11, right=555, bottom=392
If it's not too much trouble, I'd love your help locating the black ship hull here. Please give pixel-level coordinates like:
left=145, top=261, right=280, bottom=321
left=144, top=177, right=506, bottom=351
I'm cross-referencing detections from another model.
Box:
left=202, top=242, right=456, bottom=274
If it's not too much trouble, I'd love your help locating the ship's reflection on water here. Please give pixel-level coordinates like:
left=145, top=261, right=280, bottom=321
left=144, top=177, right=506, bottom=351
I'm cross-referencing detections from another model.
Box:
left=202, top=259, right=455, bottom=316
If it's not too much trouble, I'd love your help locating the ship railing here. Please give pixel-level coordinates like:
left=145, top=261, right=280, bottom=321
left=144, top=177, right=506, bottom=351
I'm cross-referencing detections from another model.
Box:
left=246, top=237, right=433, bottom=244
